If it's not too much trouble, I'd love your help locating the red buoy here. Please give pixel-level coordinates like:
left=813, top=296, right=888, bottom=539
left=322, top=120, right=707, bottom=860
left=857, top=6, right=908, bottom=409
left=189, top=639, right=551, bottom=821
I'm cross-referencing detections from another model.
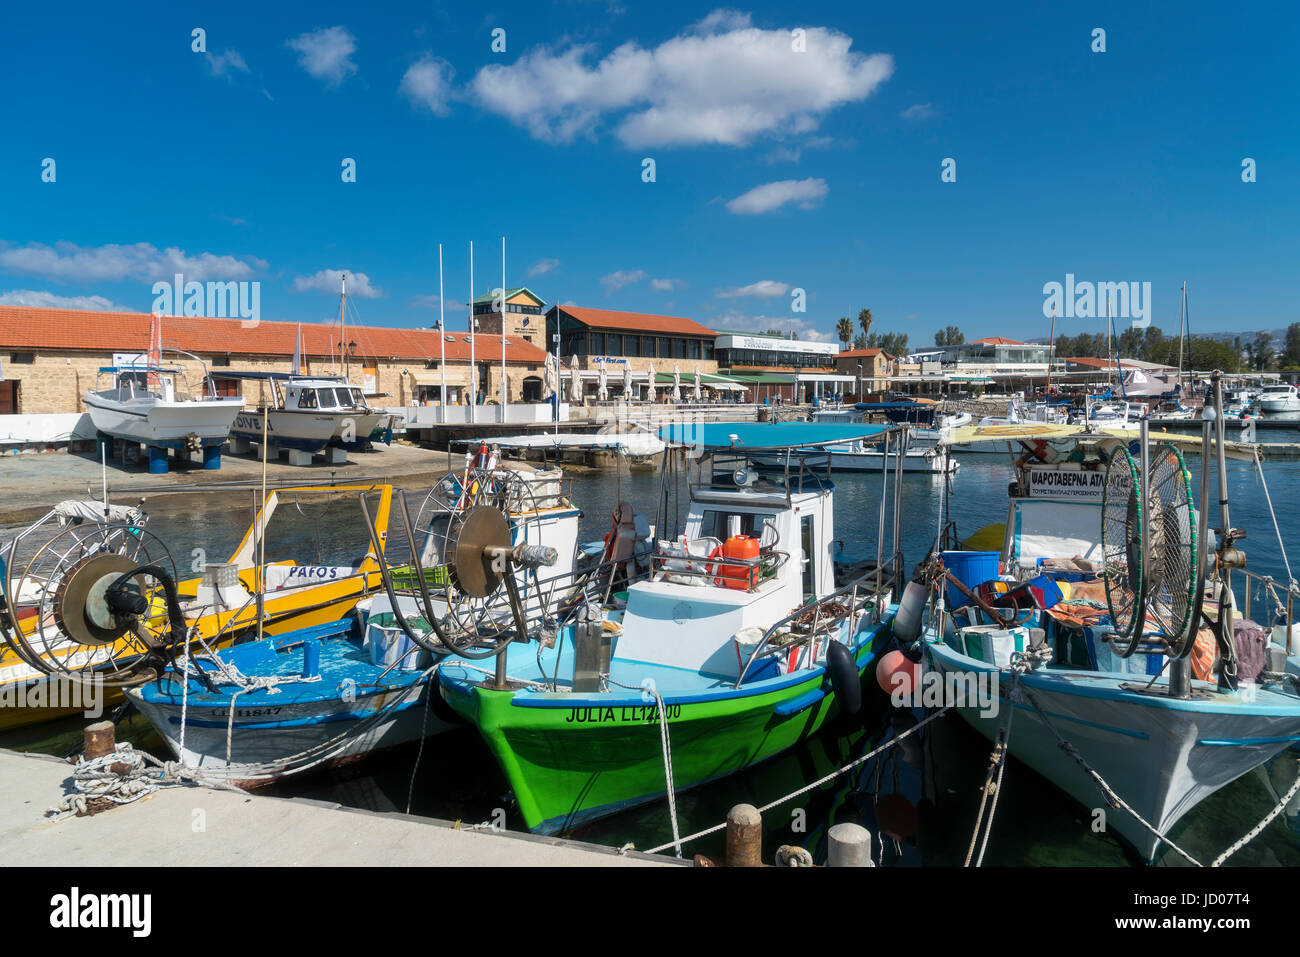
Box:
left=876, top=793, right=920, bottom=839
left=875, top=650, right=920, bottom=699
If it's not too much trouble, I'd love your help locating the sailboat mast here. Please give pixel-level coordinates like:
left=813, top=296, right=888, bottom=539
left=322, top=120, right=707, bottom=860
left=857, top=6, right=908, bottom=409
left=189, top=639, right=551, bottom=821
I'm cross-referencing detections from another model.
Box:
left=1046, top=304, right=1056, bottom=394
left=340, top=272, right=349, bottom=381
left=469, top=241, right=475, bottom=425
left=1177, top=281, right=1187, bottom=393
left=438, top=243, right=447, bottom=408
left=501, top=236, right=507, bottom=414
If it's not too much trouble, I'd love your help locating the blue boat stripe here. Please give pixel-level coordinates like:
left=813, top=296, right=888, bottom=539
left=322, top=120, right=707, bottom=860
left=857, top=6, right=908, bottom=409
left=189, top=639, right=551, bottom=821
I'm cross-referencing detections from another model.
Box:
left=1197, top=735, right=1300, bottom=747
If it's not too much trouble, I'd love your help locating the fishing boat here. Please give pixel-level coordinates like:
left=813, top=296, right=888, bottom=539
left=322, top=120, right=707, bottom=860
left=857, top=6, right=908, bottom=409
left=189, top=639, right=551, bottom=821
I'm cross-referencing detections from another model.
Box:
left=919, top=388, right=1300, bottom=862
left=0, top=484, right=405, bottom=730
left=83, top=355, right=244, bottom=472
left=220, top=372, right=396, bottom=456
left=436, top=421, right=901, bottom=839
left=128, top=453, right=656, bottom=781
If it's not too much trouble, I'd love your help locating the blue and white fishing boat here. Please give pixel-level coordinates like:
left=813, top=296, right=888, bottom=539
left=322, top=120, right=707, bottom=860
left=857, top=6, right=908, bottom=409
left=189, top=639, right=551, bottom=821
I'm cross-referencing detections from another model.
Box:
left=919, top=387, right=1300, bottom=862
left=128, top=457, right=653, bottom=783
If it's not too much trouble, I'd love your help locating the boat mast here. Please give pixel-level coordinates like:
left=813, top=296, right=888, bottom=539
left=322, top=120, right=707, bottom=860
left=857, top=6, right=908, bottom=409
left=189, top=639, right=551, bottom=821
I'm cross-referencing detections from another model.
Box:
left=468, top=241, right=475, bottom=425
left=501, top=236, right=508, bottom=415
left=1177, top=281, right=1186, bottom=394
left=438, top=243, right=447, bottom=408
left=339, top=272, right=349, bottom=381
left=1046, top=303, right=1056, bottom=394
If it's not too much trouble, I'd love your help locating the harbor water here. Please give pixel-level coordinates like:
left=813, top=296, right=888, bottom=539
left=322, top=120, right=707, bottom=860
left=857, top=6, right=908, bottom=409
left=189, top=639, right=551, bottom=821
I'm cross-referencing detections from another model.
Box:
left=5, top=452, right=1299, bottom=866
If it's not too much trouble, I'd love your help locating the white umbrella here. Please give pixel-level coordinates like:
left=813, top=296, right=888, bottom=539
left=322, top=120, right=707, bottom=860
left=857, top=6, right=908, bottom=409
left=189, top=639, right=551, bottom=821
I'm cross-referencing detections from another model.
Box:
left=646, top=362, right=656, bottom=401
left=569, top=353, right=582, bottom=403
left=622, top=365, right=632, bottom=400
left=543, top=351, right=558, bottom=398
left=693, top=368, right=702, bottom=402
left=672, top=365, right=682, bottom=403
left=597, top=364, right=608, bottom=401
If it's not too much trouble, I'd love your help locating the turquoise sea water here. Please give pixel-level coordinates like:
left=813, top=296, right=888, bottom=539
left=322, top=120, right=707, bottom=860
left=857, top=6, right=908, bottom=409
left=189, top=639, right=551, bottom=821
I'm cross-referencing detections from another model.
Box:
left=4, top=452, right=1300, bottom=866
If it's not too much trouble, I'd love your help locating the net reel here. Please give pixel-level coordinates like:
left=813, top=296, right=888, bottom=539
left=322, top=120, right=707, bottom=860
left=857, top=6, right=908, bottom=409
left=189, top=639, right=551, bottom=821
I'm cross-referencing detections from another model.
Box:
left=1, top=516, right=183, bottom=689
left=363, top=449, right=560, bottom=663
left=1101, top=441, right=1200, bottom=659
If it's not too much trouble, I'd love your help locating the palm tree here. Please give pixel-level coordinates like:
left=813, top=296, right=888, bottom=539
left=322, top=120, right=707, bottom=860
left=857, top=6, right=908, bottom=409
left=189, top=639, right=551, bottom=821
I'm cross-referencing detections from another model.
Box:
left=836, top=316, right=853, bottom=350
left=858, top=308, right=873, bottom=343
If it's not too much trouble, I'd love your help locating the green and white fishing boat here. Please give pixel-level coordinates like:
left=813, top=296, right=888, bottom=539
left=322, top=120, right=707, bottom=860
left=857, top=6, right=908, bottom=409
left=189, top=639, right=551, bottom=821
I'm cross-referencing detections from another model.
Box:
left=437, top=421, right=902, bottom=840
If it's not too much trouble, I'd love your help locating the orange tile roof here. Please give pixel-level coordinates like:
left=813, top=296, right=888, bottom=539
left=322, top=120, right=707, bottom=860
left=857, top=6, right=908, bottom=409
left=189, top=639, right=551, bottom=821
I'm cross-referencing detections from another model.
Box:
left=0, top=305, right=547, bottom=363
left=837, top=348, right=892, bottom=358
left=970, top=337, right=1025, bottom=345
left=552, top=305, right=716, bottom=337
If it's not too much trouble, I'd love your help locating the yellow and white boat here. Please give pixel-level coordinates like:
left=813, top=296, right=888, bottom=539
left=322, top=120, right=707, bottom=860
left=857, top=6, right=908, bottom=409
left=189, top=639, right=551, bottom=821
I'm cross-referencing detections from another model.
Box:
left=0, top=486, right=397, bottom=732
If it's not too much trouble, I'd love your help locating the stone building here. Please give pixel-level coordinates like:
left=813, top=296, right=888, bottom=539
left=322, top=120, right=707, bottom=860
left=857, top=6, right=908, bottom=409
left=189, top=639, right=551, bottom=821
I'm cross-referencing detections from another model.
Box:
left=0, top=305, right=549, bottom=415
left=471, top=287, right=547, bottom=345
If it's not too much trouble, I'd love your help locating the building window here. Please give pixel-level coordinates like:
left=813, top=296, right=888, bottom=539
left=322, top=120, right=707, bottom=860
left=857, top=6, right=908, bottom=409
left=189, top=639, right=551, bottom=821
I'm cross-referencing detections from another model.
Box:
left=9, top=352, right=34, bottom=364
left=589, top=331, right=605, bottom=355
left=672, top=338, right=686, bottom=359
left=689, top=339, right=701, bottom=360
left=607, top=333, right=622, bottom=356
left=211, top=355, right=231, bottom=367
left=703, top=340, right=714, bottom=361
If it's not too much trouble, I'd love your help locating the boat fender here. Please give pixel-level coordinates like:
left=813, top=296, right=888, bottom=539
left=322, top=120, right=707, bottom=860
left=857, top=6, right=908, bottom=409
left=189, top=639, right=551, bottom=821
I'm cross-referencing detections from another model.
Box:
left=826, top=641, right=861, bottom=716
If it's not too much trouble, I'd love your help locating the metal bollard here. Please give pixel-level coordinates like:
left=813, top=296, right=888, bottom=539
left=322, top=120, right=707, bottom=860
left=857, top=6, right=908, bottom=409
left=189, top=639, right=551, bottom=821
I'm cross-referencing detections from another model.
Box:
left=725, top=804, right=763, bottom=866
left=83, top=721, right=116, bottom=760
left=827, top=823, right=875, bottom=867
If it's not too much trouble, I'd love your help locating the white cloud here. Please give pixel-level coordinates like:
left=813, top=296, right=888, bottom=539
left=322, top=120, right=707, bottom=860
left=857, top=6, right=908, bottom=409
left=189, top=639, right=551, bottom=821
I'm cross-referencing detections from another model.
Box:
left=527, top=258, right=561, bottom=278
left=726, top=178, right=827, bottom=214
left=469, top=12, right=892, bottom=147
left=400, top=54, right=456, bottom=115
left=205, top=49, right=249, bottom=78
left=600, top=269, right=647, bottom=294
left=0, top=289, right=133, bottom=312
left=717, top=279, right=790, bottom=299
left=901, top=102, right=936, bottom=121
left=710, top=309, right=832, bottom=342
left=286, top=26, right=357, bottom=87
left=291, top=269, right=382, bottom=298
left=408, top=294, right=467, bottom=314
left=650, top=278, right=683, bottom=292
left=0, top=240, right=265, bottom=283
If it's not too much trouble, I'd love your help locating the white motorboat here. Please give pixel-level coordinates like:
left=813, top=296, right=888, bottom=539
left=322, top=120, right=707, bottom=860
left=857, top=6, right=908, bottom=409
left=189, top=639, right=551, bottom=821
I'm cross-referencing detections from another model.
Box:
left=1256, top=383, right=1300, bottom=416
left=748, top=406, right=957, bottom=473
left=222, top=373, right=399, bottom=455
left=82, top=353, right=243, bottom=471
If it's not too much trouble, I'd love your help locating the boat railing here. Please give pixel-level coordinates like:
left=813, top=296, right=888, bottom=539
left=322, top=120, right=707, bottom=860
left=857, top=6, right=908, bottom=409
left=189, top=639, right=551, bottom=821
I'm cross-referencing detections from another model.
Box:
left=649, top=539, right=790, bottom=592
left=733, top=569, right=890, bottom=688
left=1237, top=565, right=1300, bottom=655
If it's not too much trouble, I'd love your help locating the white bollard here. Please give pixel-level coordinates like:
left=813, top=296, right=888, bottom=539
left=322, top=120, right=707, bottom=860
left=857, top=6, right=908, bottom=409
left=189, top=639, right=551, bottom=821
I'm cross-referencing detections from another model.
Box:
left=827, top=823, right=875, bottom=867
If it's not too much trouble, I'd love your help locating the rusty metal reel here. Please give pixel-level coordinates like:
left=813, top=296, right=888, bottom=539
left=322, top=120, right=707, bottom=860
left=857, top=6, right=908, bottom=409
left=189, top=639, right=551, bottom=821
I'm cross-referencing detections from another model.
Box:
left=52, top=553, right=149, bottom=647
left=450, top=506, right=513, bottom=599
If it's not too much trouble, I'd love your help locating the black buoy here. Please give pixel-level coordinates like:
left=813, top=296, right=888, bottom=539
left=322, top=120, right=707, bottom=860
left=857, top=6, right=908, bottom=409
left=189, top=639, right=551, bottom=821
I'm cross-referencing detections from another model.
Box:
left=827, top=641, right=862, bottom=716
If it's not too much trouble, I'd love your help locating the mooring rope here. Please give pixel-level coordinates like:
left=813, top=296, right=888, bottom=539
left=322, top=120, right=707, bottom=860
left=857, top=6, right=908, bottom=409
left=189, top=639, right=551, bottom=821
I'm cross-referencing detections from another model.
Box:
left=604, top=675, right=682, bottom=858
left=640, top=703, right=953, bottom=856
left=1212, top=757, right=1300, bottom=866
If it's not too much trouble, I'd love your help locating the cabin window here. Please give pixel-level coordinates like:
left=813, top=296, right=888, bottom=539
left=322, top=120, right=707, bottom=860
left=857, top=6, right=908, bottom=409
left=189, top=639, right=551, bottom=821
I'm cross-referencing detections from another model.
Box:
left=298, top=389, right=317, bottom=409
left=800, top=514, right=815, bottom=599
left=697, top=510, right=776, bottom=543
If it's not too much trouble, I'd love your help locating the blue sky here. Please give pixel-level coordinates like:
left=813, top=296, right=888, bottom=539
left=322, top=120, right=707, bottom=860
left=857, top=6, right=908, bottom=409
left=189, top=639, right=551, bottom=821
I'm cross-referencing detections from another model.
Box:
left=2, top=1, right=1296, bottom=346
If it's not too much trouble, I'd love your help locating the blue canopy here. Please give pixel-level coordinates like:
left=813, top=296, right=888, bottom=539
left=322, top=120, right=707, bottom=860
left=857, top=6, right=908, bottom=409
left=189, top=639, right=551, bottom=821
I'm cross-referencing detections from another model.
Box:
left=658, top=421, right=889, bottom=450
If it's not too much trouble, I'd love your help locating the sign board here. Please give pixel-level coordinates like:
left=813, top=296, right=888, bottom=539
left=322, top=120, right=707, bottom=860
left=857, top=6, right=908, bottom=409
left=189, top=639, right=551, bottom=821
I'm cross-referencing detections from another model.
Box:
left=1025, top=466, right=1106, bottom=501
left=714, top=334, right=837, bottom=356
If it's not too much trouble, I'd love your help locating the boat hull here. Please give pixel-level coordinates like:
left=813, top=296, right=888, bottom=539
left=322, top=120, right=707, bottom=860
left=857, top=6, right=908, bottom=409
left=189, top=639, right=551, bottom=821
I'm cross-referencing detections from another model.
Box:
left=83, top=393, right=243, bottom=446
left=439, top=620, right=892, bottom=835
left=925, top=639, right=1300, bottom=861
left=229, top=409, right=337, bottom=454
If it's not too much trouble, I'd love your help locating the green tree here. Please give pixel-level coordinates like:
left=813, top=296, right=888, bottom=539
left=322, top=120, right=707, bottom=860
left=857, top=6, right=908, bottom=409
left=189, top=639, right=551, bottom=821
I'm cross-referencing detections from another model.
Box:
left=836, top=316, right=853, bottom=350
left=1283, top=324, right=1300, bottom=368
left=858, top=308, right=873, bottom=343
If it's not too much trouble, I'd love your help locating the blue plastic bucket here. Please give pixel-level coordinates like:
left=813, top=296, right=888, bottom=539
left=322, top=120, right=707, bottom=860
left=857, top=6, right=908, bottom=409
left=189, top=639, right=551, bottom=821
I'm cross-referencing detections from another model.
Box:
left=941, top=551, right=1000, bottom=609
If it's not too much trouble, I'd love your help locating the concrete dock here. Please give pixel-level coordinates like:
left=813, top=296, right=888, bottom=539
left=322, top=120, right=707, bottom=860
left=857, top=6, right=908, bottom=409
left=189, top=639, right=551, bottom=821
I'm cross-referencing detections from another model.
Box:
left=0, top=749, right=675, bottom=867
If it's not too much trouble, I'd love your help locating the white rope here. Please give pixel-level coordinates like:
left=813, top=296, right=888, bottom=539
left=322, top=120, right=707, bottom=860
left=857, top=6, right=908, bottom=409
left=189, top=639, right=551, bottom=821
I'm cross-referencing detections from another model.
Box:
left=46, top=743, right=245, bottom=822
left=642, top=703, right=952, bottom=856
left=605, top=675, right=681, bottom=857
left=1212, top=758, right=1300, bottom=866
left=1253, top=447, right=1294, bottom=588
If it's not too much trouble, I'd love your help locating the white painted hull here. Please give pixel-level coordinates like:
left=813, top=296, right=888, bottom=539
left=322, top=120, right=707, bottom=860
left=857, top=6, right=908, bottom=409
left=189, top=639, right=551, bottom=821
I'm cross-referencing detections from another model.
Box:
left=83, top=393, right=243, bottom=445
left=1260, top=396, right=1300, bottom=414
left=129, top=683, right=453, bottom=784
left=230, top=409, right=338, bottom=454
left=926, top=645, right=1300, bottom=861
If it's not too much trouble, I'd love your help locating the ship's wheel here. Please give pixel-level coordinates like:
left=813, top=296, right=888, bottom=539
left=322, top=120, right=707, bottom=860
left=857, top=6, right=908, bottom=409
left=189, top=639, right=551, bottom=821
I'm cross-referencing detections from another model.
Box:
left=2, top=521, right=179, bottom=688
